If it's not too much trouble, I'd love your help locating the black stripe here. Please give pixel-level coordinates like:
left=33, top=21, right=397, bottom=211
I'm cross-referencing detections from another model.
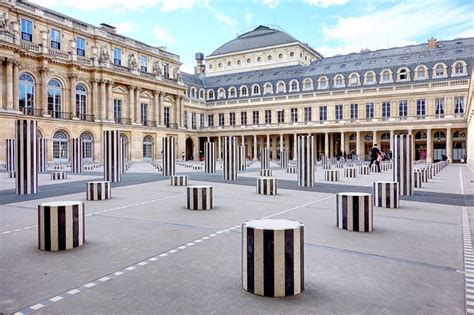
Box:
left=44, top=206, right=51, bottom=251
left=38, top=206, right=41, bottom=249
left=342, top=195, right=347, bottom=230
left=364, top=196, right=370, bottom=231
left=284, top=229, right=294, bottom=296
left=82, top=203, right=85, bottom=244
left=353, top=196, right=360, bottom=232
left=187, top=187, right=190, bottom=209
left=394, top=183, right=398, bottom=208
left=300, top=226, right=304, bottom=292
left=263, top=229, right=274, bottom=297
left=202, top=188, right=207, bottom=209
left=246, top=227, right=254, bottom=293
left=73, top=204, right=79, bottom=247
left=58, top=206, right=66, bottom=250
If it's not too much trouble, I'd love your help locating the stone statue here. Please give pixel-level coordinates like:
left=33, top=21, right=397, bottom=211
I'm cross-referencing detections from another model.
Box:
left=153, top=61, right=162, bottom=76
left=173, top=68, right=182, bottom=81
left=0, top=11, right=8, bottom=32
left=99, top=47, right=110, bottom=63
left=128, top=53, right=138, bottom=70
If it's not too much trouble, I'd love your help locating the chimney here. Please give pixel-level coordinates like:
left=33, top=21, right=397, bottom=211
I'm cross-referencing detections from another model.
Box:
left=100, top=23, right=116, bottom=33
left=427, top=37, right=437, bottom=49
left=195, top=52, right=205, bottom=75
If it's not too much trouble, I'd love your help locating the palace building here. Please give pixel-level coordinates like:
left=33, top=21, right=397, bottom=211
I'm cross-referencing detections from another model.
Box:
left=0, top=0, right=473, bottom=166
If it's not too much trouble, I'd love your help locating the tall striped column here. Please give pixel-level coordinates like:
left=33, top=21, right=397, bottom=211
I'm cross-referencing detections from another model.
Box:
left=204, top=141, right=216, bottom=173
left=238, top=145, right=246, bottom=172
left=393, top=134, right=413, bottom=196
left=297, top=135, right=314, bottom=187
left=280, top=150, right=289, bottom=169
left=71, top=138, right=83, bottom=174
left=15, top=120, right=38, bottom=195
left=103, top=130, right=122, bottom=183
left=121, top=137, right=127, bottom=175
left=37, top=138, right=48, bottom=173
left=260, top=148, right=270, bottom=170
left=162, top=136, right=176, bottom=176
left=223, top=136, right=238, bottom=180
left=6, top=139, right=15, bottom=172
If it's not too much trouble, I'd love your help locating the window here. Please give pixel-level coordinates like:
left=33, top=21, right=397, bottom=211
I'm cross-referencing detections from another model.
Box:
left=47, top=79, right=62, bottom=118
left=335, top=105, right=343, bottom=121
left=241, top=86, right=248, bottom=96
left=53, top=131, right=68, bottom=162
left=21, top=19, right=32, bottom=41
left=264, top=83, right=272, bottom=94
left=191, top=112, right=196, bottom=129
left=253, top=85, right=260, bottom=95
left=399, top=100, right=408, bottom=119
left=113, top=99, right=122, bottom=123
left=227, top=61, right=231, bottom=66
left=365, top=103, right=374, bottom=120
left=50, top=29, right=60, bottom=49
left=382, top=102, right=390, bottom=119
left=253, top=111, right=259, bottom=125
left=218, top=113, right=224, bottom=127
left=229, top=88, right=236, bottom=98
left=304, top=107, right=312, bottom=122
left=435, top=98, right=444, bottom=118
left=399, top=68, right=408, bottom=81
left=350, top=104, right=358, bottom=120
left=113, top=48, right=121, bottom=65
left=366, top=72, right=374, bottom=84
left=416, top=99, right=426, bottom=118
left=143, top=136, right=153, bottom=160
left=19, top=73, right=35, bottom=115
left=382, top=70, right=391, bottom=83
left=140, top=56, right=148, bottom=72
left=141, top=103, right=148, bottom=124
left=199, top=90, right=204, bottom=99
left=277, top=110, right=284, bottom=124
left=76, top=84, right=87, bottom=120
left=349, top=74, right=359, bottom=85
left=200, top=113, right=205, bottom=128
left=455, top=62, right=464, bottom=75
left=319, top=77, right=328, bottom=89
left=190, top=88, right=196, bottom=98
left=303, top=79, right=312, bottom=91
left=319, top=106, right=327, bottom=121
left=291, top=81, right=298, bottom=92
left=163, top=63, right=170, bottom=78
left=218, top=89, right=225, bottom=99
left=230, top=112, right=236, bottom=126
left=435, top=64, right=444, bottom=77
left=241, top=112, right=247, bottom=126
left=454, top=96, right=464, bottom=117
left=265, top=110, right=272, bottom=124
left=335, top=75, right=344, bottom=87
left=417, top=67, right=426, bottom=80
left=208, top=90, right=214, bottom=100
left=76, top=37, right=85, bottom=57
left=80, top=132, right=93, bottom=162
left=290, top=108, right=298, bottom=123
left=207, top=114, right=214, bottom=127
left=267, top=55, right=272, bottom=61
left=277, top=82, right=285, bottom=93
left=183, top=111, right=188, bottom=128
left=164, top=106, right=170, bottom=127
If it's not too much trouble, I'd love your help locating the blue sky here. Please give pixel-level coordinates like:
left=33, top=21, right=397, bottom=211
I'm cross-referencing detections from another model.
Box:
left=32, top=0, right=474, bottom=74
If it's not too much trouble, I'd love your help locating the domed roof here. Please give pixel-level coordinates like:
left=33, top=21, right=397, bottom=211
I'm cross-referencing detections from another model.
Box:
left=209, top=25, right=299, bottom=56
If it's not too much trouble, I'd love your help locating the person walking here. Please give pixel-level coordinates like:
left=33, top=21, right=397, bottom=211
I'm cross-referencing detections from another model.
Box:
left=369, top=144, right=382, bottom=172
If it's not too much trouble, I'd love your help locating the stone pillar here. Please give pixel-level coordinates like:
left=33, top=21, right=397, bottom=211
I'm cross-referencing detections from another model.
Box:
left=217, top=136, right=222, bottom=160
left=121, top=137, right=127, bottom=174
left=297, top=135, right=314, bottom=187
left=389, top=130, right=395, bottom=153
left=71, top=138, right=83, bottom=174
left=238, top=145, right=246, bottom=171
left=69, top=74, right=76, bottom=117
left=103, top=130, right=122, bottom=183
left=158, top=93, right=164, bottom=126
left=260, top=148, right=270, bottom=169
left=153, top=91, right=159, bottom=124
left=13, top=62, right=19, bottom=111
left=92, top=80, right=99, bottom=121
left=175, top=96, right=180, bottom=127
left=293, top=133, right=297, bottom=161
left=100, top=81, right=106, bottom=121
left=446, top=128, right=452, bottom=162
left=41, top=69, right=49, bottom=116
left=6, top=139, right=15, bottom=172
left=129, top=86, right=135, bottom=124
left=329, top=133, right=334, bottom=158
left=340, top=132, right=345, bottom=155
left=393, top=134, right=413, bottom=196
left=253, top=135, right=257, bottom=160
left=336, top=193, right=373, bottom=232
left=0, top=60, right=3, bottom=110
left=135, top=87, right=141, bottom=124
left=266, top=134, right=270, bottom=152
left=223, top=136, right=238, bottom=180
left=37, top=138, right=48, bottom=173
left=356, top=131, right=361, bottom=159
left=324, top=132, right=329, bottom=158
left=204, top=141, right=216, bottom=173
left=162, top=136, right=176, bottom=176
left=15, top=120, right=38, bottom=195
left=107, top=81, right=114, bottom=121
left=6, top=59, right=13, bottom=111
left=426, top=129, right=433, bottom=163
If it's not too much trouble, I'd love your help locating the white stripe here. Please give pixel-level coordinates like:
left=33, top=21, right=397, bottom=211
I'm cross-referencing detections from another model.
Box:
left=49, top=296, right=63, bottom=302
left=67, top=289, right=80, bottom=295
left=30, top=304, right=45, bottom=310
left=84, top=282, right=96, bottom=288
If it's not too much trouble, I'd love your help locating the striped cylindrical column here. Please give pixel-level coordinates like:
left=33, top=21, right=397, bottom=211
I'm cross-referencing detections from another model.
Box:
left=414, top=170, right=422, bottom=188
left=15, top=120, right=38, bottom=195
left=280, top=150, right=289, bottom=169
left=393, top=134, right=413, bottom=195
left=8, top=171, right=15, bottom=178
left=260, top=169, right=272, bottom=176
left=426, top=164, right=434, bottom=179
left=242, top=219, right=304, bottom=297
left=257, top=177, right=277, bottom=195
left=51, top=171, right=67, bottom=180
left=325, top=170, right=340, bottom=182
left=171, top=175, right=188, bottom=186
left=71, top=138, right=83, bottom=174
left=223, top=136, right=238, bottom=180
left=103, top=130, right=122, bottom=183
left=120, top=137, right=127, bottom=175
left=238, top=145, right=246, bottom=172
left=37, top=138, right=48, bottom=173
left=373, top=181, right=399, bottom=208
left=186, top=186, right=213, bottom=210
left=86, top=181, right=111, bottom=200
left=162, top=136, right=176, bottom=177
left=260, top=148, right=270, bottom=170
left=420, top=167, right=428, bottom=182
left=336, top=192, right=373, bottom=232
left=297, top=135, right=314, bottom=187
left=38, top=201, right=85, bottom=251
left=6, top=138, right=15, bottom=172
left=204, top=142, right=216, bottom=173
left=287, top=166, right=296, bottom=174
left=359, top=165, right=370, bottom=175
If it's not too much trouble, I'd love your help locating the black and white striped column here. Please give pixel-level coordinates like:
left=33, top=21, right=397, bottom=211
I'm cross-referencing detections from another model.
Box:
left=162, top=136, right=176, bottom=177
left=287, top=166, right=296, bottom=174
left=103, top=130, right=122, bottom=183
left=280, top=150, right=288, bottom=169
left=71, top=138, right=83, bottom=174
left=260, top=148, right=270, bottom=170
left=297, top=135, right=314, bottom=187
left=242, top=219, right=304, bottom=297
left=238, top=145, right=246, bottom=172
left=359, top=165, right=370, bottom=175
left=414, top=170, right=422, bottom=188
left=223, top=136, right=238, bottom=181
left=256, top=177, right=277, bottom=195
left=37, top=138, right=48, bottom=173
left=86, top=181, right=111, bottom=200
left=38, top=201, right=85, bottom=251
left=260, top=169, right=272, bottom=176
left=393, top=134, right=413, bottom=196
left=121, top=137, right=127, bottom=175
left=6, top=138, right=15, bottom=172
left=204, top=142, right=216, bottom=173
left=373, top=181, right=399, bottom=208
left=51, top=171, right=67, bottom=180
left=171, top=175, right=188, bottom=186
left=186, top=186, right=213, bottom=210
left=15, top=120, right=38, bottom=195
left=8, top=171, right=15, bottom=178
left=336, top=192, right=373, bottom=232
left=325, top=170, right=340, bottom=182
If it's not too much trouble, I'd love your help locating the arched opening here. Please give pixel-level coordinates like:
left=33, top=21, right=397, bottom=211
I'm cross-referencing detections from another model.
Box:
left=452, top=130, right=466, bottom=162
left=433, top=131, right=446, bottom=162
left=53, top=130, right=69, bottom=163
left=80, top=132, right=93, bottom=163
left=19, top=73, right=35, bottom=115
left=143, top=135, right=153, bottom=161
left=185, top=138, right=193, bottom=160
left=76, top=83, right=87, bottom=120
left=48, top=79, right=62, bottom=118
left=120, top=134, right=129, bottom=163
left=414, top=131, right=427, bottom=160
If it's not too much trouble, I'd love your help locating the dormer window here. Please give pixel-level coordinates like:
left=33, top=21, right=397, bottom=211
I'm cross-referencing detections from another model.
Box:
left=454, top=62, right=465, bottom=76
left=264, top=83, right=272, bottom=94
left=277, top=82, right=285, bottom=93
left=229, top=88, right=236, bottom=98
left=399, top=69, right=408, bottom=81
left=349, top=74, right=359, bottom=86
left=218, top=88, right=225, bottom=99
left=382, top=70, right=391, bottom=83
left=253, top=85, right=260, bottom=95
left=208, top=90, right=214, bottom=99
left=241, top=86, right=248, bottom=96
left=335, top=75, right=344, bottom=88
left=417, top=67, right=426, bottom=80
left=291, top=81, right=298, bottom=92
left=366, top=72, right=374, bottom=84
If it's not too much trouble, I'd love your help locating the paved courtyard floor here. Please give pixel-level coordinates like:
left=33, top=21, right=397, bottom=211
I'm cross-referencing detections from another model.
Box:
left=0, top=162, right=473, bottom=314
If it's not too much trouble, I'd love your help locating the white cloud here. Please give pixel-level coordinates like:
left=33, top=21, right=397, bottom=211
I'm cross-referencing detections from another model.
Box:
left=262, top=0, right=279, bottom=9
left=180, top=63, right=195, bottom=74
left=160, top=0, right=196, bottom=12
left=114, top=22, right=136, bottom=34
left=30, top=0, right=196, bottom=12
left=152, top=26, right=176, bottom=43
left=214, top=11, right=237, bottom=28
left=304, top=0, right=349, bottom=8
left=245, top=12, right=254, bottom=24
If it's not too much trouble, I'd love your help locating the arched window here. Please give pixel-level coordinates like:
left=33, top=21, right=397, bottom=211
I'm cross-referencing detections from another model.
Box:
left=229, top=87, right=236, bottom=98
left=349, top=133, right=356, bottom=141
left=76, top=83, right=87, bottom=120
left=208, top=90, right=214, bottom=100
left=199, top=89, right=204, bottom=99
left=398, top=68, right=408, bottom=81
left=365, top=133, right=373, bottom=141
left=415, top=131, right=427, bottom=140
left=382, top=70, right=391, bottom=83
left=217, top=88, right=225, bottom=99
left=264, top=83, right=272, bottom=94
left=319, top=77, right=328, bottom=89
left=416, top=66, right=426, bottom=80
left=252, top=84, right=260, bottom=95
left=434, top=131, right=446, bottom=140
left=80, top=132, right=93, bottom=162
left=335, top=75, right=344, bottom=87
left=435, top=64, right=445, bottom=77
left=53, top=130, right=69, bottom=162
left=381, top=132, right=390, bottom=140
left=241, top=86, right=248, bottom=96
left=454, top=62, right=465, bottom=75
left=365, top=72, right=374, bottom=84
left=290, top=80, right=298, bottom=92
left=303, top=78, right=313, bottom=91
left=19, top=73, right=35, bottom=115
left=190, top=87, right=196, bottom=98
left=143, top=135, right=153, bottom=160
left=48, top=79, right=62, bottom=118
left=277, top=81, right=285, bottom=93
left=453, top=131, right=465, bottom=139
left=349, top=73, right=359, bottom=86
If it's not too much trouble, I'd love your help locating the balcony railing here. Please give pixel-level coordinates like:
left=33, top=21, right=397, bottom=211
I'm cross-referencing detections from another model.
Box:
left=115, top=117, right=131, bottom=125
left=143, top=120, right=157, bottom=127
left=22, top=107, right=43, bottom=117
left=77, top=114, right=95, bottom=122
left=167, top=123, right=178, bottom=129
left=49, top=111, right=71, bottom=120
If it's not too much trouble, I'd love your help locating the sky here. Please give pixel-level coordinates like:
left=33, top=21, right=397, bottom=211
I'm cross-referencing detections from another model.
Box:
left=31, top=0, right=474, bottom=74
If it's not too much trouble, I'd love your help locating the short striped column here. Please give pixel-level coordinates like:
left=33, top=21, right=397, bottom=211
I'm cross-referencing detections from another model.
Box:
left=280, top=150, right=289, bottom=169
left=38, top=201, right=85, bottom=251
left=223, top=136, right=238, bottom=181
left=426, top=164, right=434, bottom=179
left=257, top=177, right=277, bottom=195
left=373, top=181, right=399, bottom=208
left=242, top=219, right=304, bottom=297
left=6, top=138, right=15, bottom=172
left=162, top=136, right=176, bottom=176
left=204, top=142, right=216, bottom=173
left=71, top=138, right=83, bottom=174
left=336, top=192, right=373, bottom=232
left=51, top=171, right=67, bottom=180
left=86, top=181, right=111, bottom=200
left=287, top=166, right=296, bottom=174
left=420, top=167, right=428, bottom=182
left=84, top=165, right=94, bottom=171
left=260, top=169, right=272, bottom=177
left=238, top=145, right=246, bottom=172
left=393, top=134, right=413, bottom=196
left=8, top=171, right=15, bottom=178
left=186, top=186, right=213, bottom=210
left=414, top=170, right=422, bottom=188
left=359, top=165, right=370, bottom=175
left=103, top=130, right=122, bottom=183
left=37, top=138, right=48, bottom=173
left=297, top=135, right=314, bottom=187
left=322, top=164, right=332, bottom=170
left=15, top=120, right=38, bottom=195
left=325, top=170, right=340, bottom=182
left=171, top=175, right=188, bottom=186
left=344, top=167, right=357, bottom=178
left=260, top=148, right=270, bottom=170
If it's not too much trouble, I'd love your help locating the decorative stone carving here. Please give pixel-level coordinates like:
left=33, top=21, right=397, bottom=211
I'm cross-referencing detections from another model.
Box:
left=153, top=61, right=162, bottom=77
left=99, top=46, right=110, bottom=63
left=128, top=53, right=138, bottom=70
left=0, top=11, right=8, bottom=32
left=173, top=67, right=182, bottom=82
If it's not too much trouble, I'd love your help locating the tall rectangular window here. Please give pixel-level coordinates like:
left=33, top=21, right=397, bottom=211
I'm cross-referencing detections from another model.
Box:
left=163, top=63, right=169, bottom=78
left=192, top=112, right=196, bottom=129
left=253, top=111, right=259, bottom=125
left=399, top=100, right=408, bottom=119
left=335, top=104, right=343, bottom=121
left=183, top=111, right=188, bottom=128
left=277, top=110, right=284, bottom=123
left=454, top=96, right=464, bottom=117
left=241, top=112, right=247, bottom=126
left=416, top=99, right=426, bottom=118
left=218, top=113, right=224, bottom=127
left=200, top=113, right=205, bottom=128
left=365, top=103, right=374, bottom=120
left=435, top=98, right=444, bottom=118
left=50, top=29, right=60, bottom=49
left=304, top=107, right=312, bottom=122
left=140, top=56, right=148, bottom=72
left=291, top=108, right=298, bottom=123
left=382, top=101, right=391, bottom=119
left=319, top=106, right=327, bottom=121
left=140, top=103, right=147, bottom=124
left=21, top=19, right=32, bottom=41
left=76, top=37, right=85, bottom=57
left=207, top=114, right=214, bottom=127
left=265, top=110, right=272, bottom=124
left=164, top=106, right=170, bottom=127
left=350, top=104, right=358, bottom=120
left=230, top=112, right=236, bottom=126
left=113, top=99, right=121, bottom=123
left=113, top=48, right=121, bottom=65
